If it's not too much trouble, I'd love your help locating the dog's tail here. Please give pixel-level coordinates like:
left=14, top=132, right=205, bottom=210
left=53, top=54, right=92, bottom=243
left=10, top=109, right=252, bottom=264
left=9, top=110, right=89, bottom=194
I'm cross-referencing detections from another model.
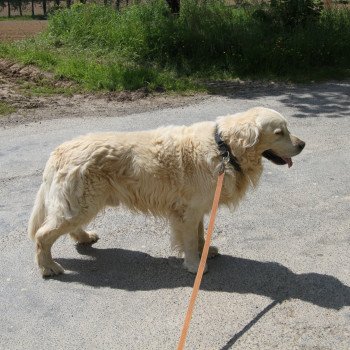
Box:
left=28, top=182, right=46, bottom=240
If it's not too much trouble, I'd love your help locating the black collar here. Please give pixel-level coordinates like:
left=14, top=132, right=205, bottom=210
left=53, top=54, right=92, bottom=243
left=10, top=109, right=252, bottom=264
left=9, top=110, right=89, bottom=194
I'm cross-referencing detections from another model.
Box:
left=214, top=125, right=242, bottom=173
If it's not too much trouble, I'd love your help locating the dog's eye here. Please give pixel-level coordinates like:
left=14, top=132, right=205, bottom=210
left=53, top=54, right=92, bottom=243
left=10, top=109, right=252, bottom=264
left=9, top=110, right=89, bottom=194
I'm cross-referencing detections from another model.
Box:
left=274, top=129, right=284, bottom=136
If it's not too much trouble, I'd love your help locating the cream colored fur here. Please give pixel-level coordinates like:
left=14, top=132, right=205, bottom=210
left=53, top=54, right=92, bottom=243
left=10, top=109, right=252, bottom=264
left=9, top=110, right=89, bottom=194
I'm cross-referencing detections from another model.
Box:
left=28, top=107, right=304, bottom=277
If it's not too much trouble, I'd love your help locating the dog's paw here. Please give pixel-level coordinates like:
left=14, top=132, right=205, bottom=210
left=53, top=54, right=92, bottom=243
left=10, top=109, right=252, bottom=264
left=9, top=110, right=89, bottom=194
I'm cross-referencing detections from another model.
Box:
left=75, top=231, right=99, bottom=245
left=40, top=261, right=64, bottom=277
left=199, top=246, right=219, bottom=259
left=183, top=260, right=208, bottom=274
left=84, top=232, right=99, bottom=244
left=208, top=246, right=219, bottom=259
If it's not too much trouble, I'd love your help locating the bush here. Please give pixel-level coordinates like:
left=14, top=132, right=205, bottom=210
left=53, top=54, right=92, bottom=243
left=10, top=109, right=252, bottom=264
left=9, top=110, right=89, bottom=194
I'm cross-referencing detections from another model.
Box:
left=269, top=0, right=324, bottom=27
left=2, top=0, right=350, bottom=91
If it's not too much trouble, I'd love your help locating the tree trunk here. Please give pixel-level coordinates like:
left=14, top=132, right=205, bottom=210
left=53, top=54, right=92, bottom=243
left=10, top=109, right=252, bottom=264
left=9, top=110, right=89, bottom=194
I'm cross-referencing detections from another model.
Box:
left=31, top=0, right=35, bottom=17
left=7, top=0, right=11, bottom=17
left=42, top=0, right=47, bottom=16
left=19, top=1, right=23, bottom=16
left=66, top=0, right=71, bottom=9
left=115, top=0, right=120, bottom=11
left=166, top=0, right=180, bottom=13
left=55, top=0, right=60, bottom=6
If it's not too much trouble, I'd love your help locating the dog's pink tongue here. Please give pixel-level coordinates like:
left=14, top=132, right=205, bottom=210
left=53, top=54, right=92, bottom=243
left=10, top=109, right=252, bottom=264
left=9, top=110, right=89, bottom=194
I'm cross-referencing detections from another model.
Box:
left=283, top=157, right=293, bottom=168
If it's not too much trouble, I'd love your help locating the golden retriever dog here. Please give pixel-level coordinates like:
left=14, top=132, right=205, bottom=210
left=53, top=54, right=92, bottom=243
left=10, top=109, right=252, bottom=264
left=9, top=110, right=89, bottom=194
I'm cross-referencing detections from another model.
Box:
left=28, top=107, right=305, bottom=277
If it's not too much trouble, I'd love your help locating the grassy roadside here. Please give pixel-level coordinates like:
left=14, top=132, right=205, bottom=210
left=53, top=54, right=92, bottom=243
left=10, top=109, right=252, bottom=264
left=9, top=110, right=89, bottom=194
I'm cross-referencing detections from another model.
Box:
left=1, top=1, right=350, bottom=93
left=0, top=40, right=201, bottom=93
left=0, top=101, right=16, bottom=116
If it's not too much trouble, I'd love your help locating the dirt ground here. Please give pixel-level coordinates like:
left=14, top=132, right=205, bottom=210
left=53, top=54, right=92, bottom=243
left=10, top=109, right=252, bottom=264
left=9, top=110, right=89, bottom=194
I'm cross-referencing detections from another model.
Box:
left=0, top=20, right=48, bottom=42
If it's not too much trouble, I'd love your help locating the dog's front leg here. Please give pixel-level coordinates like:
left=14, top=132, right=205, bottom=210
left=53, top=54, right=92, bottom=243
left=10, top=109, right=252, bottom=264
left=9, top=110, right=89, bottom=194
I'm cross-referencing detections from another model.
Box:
left=198, top=219, right=219, bottom=259
left=170, top=214, right=206, bottom=274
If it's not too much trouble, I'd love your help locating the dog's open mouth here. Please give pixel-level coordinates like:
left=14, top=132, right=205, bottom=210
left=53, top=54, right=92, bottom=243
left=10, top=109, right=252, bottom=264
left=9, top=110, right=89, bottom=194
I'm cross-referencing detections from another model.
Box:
left=262, top=150, right=293, bottom=168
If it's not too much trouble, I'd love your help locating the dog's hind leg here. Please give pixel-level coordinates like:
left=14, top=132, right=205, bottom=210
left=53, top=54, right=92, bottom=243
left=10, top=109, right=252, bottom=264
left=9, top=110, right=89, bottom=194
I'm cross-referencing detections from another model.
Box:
left=197, top=219, right=219, bottom=259
left=69, top=228, right=99, bottom=245
left=35, top=217, right=75, bottom=277
left=36, top=216, right=100, bottom=277
left=35, top=199, right=103, bottom=277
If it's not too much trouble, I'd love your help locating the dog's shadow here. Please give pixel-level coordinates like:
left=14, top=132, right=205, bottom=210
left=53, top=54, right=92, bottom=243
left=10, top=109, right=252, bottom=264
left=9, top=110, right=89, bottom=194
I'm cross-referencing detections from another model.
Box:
left=55, top=245, right=350, bottom=311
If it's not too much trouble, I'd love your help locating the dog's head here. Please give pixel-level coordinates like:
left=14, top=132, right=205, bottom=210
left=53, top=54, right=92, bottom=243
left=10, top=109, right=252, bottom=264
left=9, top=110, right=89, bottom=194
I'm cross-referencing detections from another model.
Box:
left=218, top=107, right=305, bottom=168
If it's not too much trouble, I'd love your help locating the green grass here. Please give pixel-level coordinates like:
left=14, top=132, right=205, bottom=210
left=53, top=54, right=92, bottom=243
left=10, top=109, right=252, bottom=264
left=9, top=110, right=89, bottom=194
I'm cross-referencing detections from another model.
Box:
left=1, top=1, right=350, bottom=92
left=0, top=101, right=16, bottom=116
left=19, top=80, right=79, bottom=96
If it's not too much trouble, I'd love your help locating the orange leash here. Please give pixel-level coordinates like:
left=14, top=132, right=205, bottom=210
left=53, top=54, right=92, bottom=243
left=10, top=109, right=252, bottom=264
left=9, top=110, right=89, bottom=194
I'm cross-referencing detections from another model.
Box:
left=177, top=171, right=225, bottom=350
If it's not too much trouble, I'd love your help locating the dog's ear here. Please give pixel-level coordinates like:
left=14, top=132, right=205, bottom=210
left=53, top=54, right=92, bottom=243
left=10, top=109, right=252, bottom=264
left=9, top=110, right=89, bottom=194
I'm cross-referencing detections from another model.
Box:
left=231, top=122, right=260, bottom=150
left=217, top=115, right=260, bottom=156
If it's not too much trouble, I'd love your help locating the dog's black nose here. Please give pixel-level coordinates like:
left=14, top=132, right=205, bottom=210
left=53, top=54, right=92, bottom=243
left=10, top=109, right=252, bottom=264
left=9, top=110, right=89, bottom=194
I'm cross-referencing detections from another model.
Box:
left=298, top=141, right=306, bottom=150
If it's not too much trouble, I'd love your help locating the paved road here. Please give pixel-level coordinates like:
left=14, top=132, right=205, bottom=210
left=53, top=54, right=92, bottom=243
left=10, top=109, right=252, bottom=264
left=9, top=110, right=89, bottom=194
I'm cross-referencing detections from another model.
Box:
left=1, top=82, right=350, bottom=349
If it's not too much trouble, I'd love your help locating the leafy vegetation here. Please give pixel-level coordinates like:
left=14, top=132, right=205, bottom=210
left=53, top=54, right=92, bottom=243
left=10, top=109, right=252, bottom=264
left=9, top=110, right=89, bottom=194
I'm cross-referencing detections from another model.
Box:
left=1, top=0, right=350, bottom=92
